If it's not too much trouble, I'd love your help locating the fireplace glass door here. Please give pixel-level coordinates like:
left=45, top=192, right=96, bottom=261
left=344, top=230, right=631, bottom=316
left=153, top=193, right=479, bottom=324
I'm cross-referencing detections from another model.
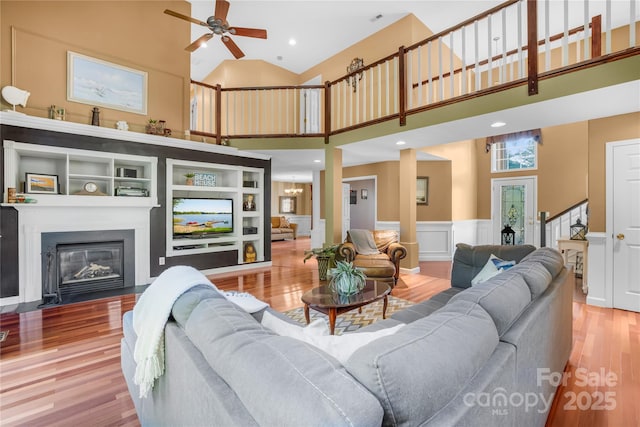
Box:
left=57, top=241, right=125, bottom=294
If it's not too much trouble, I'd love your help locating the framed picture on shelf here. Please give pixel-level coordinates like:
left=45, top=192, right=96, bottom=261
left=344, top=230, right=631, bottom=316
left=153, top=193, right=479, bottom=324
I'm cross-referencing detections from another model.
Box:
left=243, top=194, right=256, bottom=211
left=416, top=176, right=429, bottom=205
left=25, top=173, right=59, bottom=194
left=279, top=196, right=296, bottom=214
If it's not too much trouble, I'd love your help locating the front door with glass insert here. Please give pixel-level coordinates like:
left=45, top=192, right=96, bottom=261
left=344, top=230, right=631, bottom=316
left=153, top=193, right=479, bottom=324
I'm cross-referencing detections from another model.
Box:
left=492, top=177, right=536, bottom=245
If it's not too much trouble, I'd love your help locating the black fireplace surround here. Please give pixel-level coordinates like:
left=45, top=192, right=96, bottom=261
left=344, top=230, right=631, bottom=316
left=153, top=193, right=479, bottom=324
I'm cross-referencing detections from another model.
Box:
left=41, top=230, right=135, bottom=303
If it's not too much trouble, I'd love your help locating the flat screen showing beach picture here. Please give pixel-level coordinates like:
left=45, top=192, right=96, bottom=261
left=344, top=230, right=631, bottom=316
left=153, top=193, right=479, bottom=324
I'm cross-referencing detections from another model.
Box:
left=173, top=198, right=233, bottom=237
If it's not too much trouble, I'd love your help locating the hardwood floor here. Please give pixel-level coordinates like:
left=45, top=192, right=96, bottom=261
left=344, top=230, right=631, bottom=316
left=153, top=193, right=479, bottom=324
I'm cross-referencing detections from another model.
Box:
left=0, top=238, right=637, bottom=426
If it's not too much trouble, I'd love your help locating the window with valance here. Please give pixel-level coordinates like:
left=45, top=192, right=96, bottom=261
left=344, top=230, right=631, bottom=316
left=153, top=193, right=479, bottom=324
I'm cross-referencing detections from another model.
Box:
left=487, top=129, right=541, bottom=172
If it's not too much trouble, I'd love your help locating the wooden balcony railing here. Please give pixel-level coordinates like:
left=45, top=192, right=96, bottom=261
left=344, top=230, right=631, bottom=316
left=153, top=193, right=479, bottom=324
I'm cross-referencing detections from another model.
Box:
left=189, top=0, right=639, bottom=144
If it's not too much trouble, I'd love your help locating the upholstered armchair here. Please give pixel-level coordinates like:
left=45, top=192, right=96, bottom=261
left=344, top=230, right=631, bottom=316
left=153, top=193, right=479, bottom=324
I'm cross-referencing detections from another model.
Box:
left=338, top=230, right=407, bottom=284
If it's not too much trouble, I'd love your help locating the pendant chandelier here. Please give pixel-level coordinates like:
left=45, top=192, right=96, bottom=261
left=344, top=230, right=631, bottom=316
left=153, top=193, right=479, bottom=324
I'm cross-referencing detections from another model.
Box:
left=284, top=180, right=302, bottom=195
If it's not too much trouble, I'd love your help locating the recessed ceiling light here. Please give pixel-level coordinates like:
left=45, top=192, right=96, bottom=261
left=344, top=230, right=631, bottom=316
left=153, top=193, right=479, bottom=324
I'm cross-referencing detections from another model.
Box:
left=313, top=159, right=321, bottom=163
left=288, top=38, right=296, bottom=46
left=491, top=121, right=506, bottom=128
left=396, top=140, right=406, bottom=146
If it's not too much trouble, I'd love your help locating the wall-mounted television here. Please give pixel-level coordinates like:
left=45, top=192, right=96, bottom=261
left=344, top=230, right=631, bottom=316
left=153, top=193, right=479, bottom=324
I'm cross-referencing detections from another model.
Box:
left=173, top=197, right=233, bottom=238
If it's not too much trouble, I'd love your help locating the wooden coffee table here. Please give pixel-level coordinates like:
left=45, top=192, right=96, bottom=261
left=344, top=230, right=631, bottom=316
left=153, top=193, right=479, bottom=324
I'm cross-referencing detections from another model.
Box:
left=301, top=279, right=392, bottom=335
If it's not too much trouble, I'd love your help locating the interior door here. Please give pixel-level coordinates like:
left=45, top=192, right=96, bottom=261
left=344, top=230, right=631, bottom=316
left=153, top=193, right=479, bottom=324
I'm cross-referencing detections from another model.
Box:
left=300, top=76, right=321, bottom=134
left=611, top=140, right=640, bottom=312
left=491, top=177, right=536, bottom=245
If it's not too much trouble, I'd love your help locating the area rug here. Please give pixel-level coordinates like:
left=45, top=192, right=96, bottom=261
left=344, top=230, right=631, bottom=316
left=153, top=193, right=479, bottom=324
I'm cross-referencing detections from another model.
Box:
left=283, top=296, right=414, bottom=335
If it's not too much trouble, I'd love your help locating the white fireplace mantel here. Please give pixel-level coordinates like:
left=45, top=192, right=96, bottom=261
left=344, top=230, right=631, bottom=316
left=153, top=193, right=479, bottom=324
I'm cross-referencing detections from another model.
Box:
left=9, top=205, right=153, bottom=305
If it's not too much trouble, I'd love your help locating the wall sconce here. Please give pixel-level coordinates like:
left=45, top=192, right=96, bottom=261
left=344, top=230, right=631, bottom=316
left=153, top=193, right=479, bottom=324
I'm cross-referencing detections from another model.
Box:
left=347, top=58, right=364, bottom=93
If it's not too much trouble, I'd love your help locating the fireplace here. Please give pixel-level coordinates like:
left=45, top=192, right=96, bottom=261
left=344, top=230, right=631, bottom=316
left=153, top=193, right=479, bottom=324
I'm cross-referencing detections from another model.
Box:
left=41, top=230, right=135, bottom=304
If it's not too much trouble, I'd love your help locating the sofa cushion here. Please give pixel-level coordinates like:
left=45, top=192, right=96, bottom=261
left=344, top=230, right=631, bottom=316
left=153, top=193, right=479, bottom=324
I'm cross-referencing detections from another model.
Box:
left=185, top=298, right=384, bottom=426
left=521, top=247, right=564, bottom=278
left=345, top=300, right=499, bottom=426
left=451, top=270, right=532, bottom=337
left=508, top=261, right=553, bottom=299
left=451, top=243, right=536, bottom=288
left=171, top=284, right=225, bottom=328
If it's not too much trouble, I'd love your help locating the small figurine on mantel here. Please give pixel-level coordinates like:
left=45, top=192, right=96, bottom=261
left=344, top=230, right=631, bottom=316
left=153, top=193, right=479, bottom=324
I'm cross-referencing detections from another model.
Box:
left=91, top=107, right=100, bottom=126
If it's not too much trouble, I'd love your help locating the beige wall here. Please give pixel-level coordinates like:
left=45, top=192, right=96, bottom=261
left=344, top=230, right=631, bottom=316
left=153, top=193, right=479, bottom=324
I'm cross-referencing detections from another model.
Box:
left=327, top=160, right=452, bottom=222
left=1, top=1, right=191, bottom=133
left=271, top=182, right=311, bottom=216
left=422, top=140, right=477, bottom=221
left=588, top=112, right=640, bottom=231
left=203, top=59, right=299, bottom=87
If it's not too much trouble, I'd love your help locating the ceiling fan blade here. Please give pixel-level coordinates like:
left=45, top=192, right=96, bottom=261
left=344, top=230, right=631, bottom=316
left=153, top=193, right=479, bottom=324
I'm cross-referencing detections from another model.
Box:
left=164, top=9, right=208, bottom=27
left=214, top=0, right=230, bottom=21
left=186, top=33, right=214, bottom=52
left=221, top=36, right=245, bottom=59
left=230, top=27, right=267, bottom=39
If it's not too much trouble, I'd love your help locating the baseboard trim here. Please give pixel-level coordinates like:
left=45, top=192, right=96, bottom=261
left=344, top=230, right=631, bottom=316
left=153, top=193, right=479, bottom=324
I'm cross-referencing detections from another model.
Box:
left=399, top=266, right=420, bottom=275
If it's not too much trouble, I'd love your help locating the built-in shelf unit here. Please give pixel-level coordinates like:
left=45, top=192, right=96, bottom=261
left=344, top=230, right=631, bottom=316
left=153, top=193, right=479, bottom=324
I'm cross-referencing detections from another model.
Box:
left=166, top=158, right=264, bottom=265
left=3, top=141, right=158, bottom=207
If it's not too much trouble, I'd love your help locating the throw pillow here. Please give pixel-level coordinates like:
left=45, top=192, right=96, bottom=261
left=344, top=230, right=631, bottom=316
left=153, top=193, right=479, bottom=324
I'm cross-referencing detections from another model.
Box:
left=261, top=311, right=405, bottom=364
left=471, top=254, right=517, bottom=286
left=261, top=310, right=329, bottom=337
left=280, top=216, right=290, bottom=228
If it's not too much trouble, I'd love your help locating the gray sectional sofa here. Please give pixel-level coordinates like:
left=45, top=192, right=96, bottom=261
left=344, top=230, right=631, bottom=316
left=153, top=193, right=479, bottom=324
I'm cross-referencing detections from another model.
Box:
left=121, top=244, right=572, bottom=426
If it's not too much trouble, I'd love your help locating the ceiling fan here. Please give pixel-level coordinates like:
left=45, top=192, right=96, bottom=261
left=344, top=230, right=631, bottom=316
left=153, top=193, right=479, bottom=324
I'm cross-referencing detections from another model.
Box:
left=164, top=0, right=267, bottom=59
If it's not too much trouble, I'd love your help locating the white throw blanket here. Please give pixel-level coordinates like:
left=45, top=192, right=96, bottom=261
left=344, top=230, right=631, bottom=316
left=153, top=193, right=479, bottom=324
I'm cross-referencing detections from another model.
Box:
left=132, top=265, right=269, bottom=399
left=133, top=266, right=214, bottom=399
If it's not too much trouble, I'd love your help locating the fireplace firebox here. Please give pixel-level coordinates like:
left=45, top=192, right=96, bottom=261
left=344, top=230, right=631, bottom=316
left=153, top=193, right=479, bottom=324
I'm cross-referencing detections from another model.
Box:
left=41, top=230, right=135, bottom=304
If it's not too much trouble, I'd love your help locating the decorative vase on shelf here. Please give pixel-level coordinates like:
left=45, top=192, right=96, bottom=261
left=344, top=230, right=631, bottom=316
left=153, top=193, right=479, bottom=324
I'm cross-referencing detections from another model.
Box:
left=184, top=173, right=195, bottom=185
left=329, top=261, right=366, bottom=296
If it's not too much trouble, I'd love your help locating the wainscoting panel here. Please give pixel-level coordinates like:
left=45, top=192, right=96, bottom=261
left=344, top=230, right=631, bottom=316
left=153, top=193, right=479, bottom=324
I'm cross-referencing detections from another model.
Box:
left=377, top=221, right=453, bottom=261
left=452, top=220, right=480, bottom=247
left=476, top=220, right=493, bottom=245
left=286, top=215, right=311, bottom=237
left=417, top=222, right=453, bottom=261
left=586, top=233, right=608, bottom=307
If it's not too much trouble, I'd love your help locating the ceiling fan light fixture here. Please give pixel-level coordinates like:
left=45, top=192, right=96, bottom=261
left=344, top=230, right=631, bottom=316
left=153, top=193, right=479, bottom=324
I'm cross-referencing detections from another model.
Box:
left=200, top=41, right=208, bottom=48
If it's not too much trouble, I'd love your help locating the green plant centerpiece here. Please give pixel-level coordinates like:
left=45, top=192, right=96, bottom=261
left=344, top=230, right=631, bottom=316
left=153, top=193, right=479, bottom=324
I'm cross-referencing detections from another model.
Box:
left=303, top=244, right=340, bottom=281
left=329, top=260, right=366, bottom=296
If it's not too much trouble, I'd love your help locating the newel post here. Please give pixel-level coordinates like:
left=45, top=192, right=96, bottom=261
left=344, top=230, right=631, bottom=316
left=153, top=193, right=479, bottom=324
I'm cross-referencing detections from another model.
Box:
left=215, top=84, right=222, bottom=145
left=324, top=81, right=331, bottom=144
left=398, top=46, right=406, bottom=126
left=527, top=0, right=538, bottom=95
left=591, top=15, right=602, bottom=58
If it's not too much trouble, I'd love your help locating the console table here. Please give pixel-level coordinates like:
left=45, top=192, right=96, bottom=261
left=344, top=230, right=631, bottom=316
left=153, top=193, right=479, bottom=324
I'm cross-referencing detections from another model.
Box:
left=557, top=237, right=588, bottom=294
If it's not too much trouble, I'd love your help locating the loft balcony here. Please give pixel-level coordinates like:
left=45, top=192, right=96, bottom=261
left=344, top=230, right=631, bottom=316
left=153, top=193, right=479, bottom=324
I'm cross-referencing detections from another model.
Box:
left=188, top=0, right=639, bottom=144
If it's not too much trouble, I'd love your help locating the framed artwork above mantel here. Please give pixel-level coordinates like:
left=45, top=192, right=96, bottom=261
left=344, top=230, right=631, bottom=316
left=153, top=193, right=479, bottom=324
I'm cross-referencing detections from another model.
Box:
left=67, top=51, right=148, bottom=115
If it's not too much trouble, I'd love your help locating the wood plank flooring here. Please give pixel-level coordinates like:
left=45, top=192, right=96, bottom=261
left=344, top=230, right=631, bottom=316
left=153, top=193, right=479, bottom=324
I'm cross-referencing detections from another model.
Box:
left=0, top=238, right=637, bottom=426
